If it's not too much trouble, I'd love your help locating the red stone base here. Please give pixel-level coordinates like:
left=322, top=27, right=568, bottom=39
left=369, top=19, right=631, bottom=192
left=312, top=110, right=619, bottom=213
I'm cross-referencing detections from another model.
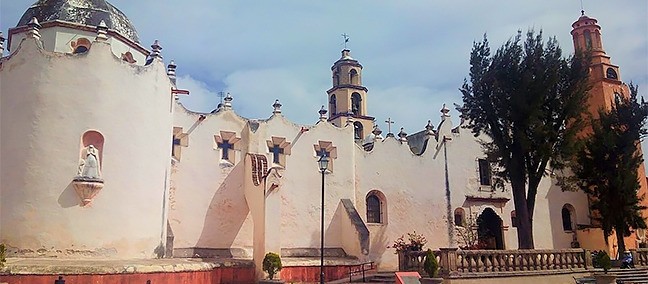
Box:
left=281, top=265, right=374, bottom=283
left=0, top=267, right=255, bottom=284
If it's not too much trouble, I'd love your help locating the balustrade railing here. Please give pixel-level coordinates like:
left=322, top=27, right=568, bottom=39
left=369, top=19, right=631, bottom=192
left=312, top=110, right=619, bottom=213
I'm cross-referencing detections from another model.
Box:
left=399, top=248, right=592, bottom=277
left=635, top=248, right=648, bottom=266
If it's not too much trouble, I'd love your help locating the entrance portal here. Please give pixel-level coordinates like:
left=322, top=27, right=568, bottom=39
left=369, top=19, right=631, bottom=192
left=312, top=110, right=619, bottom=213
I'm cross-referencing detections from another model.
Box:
left=477, top=208, right=504, bottom=249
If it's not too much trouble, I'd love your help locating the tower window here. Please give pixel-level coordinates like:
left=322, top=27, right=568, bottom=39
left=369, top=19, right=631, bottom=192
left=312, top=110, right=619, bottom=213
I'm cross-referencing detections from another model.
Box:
left=333, top=71, right=340, bottom=86
left=354, top=122, right=364, bottom=140
left=351, top=93, right=362, bottom=115
left=329, top=95, right=337, bottom=115
left=606, top=68, right=618, bottom=80
left=349, top=69, right=359, bottom=85
left=366, top=191, right=385, bottom=224
left=478, top=158, right=492, bottom=186
left=584, top=30, right=593, bottom=49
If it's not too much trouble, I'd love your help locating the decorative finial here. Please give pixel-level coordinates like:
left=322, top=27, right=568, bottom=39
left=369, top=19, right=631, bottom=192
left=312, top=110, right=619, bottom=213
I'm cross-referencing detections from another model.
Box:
left=272, top=99, right=282, bottom=115
left=0, top=32, right=5, bottom=54
left=346, top=115, right=354, bottom=127
left=27, top=17, right=41, bottom=39
left=319, top=105, right=328, bottom=122
left=441, top=104, right=451, bottom=119
left=223, top=93, right=233, bottom=110
left=96, top=20, right=108, bottom=41
left=167, top=60, right=177, bottom=85
left=398, top=127, right=408, bottom=142
left=150, top=40, right=163, bottom=59
left=372, top=124, right=383, bottom=137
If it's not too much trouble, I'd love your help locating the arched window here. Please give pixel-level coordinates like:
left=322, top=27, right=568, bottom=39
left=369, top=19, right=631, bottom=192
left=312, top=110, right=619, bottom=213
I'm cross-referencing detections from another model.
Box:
left=454, top=208, right=465, bottom=227
left=584, top=30, right=593, bottom=49
left=333, top=71, right=340, bottom=86
left=478, top=158, right=491, bottom=186
left=511, top=210, right=517, bottom=228
left=351, top=93, right=362, bottom=115
left=349, top=69, right=359, bottom=85
left=329, top=95, right=337, bottom=115
left=354, top=122, right=363, bottom=140
left=562, top=204, right=575, bottom=231
left=366, top=191, right=385, bottom=224
left=606, top=68, right=618, bottom=80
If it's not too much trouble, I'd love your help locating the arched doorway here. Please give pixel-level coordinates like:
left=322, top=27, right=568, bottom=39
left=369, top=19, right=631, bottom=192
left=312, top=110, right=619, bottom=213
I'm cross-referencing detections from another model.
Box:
left=477, top=208, right=504, bottom=249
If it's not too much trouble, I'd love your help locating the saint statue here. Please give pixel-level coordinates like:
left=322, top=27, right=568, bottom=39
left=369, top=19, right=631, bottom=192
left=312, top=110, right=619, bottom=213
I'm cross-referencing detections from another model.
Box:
left=77, top=145, right=101, bottom=179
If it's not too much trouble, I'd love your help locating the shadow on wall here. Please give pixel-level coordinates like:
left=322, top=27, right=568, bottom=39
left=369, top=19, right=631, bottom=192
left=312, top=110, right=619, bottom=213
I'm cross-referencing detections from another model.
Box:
left=546, top=180, right=576, bottom=249
left=58, top=181, right=80, bottom=208
left=368, top=226, right=389, bottom=265
left=195, top=162, right=249, bottom=251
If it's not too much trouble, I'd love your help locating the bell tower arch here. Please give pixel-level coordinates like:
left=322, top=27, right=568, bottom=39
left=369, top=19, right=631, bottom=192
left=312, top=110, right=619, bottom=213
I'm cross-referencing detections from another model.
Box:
left=327, top=49, right=374, bottom=141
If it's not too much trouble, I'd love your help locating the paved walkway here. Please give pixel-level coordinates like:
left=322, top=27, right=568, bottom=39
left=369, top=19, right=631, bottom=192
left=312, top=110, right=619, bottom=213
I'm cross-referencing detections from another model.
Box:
left=1, top=257, right=253, bottom=275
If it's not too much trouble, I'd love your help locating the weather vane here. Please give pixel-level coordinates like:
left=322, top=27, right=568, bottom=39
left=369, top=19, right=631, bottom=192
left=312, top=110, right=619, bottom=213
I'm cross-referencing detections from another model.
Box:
left=385, top=117, right=395, bottom=134
left=342, top=33, right=349, bottom=49
left=580, top=0, right=585, bottom=15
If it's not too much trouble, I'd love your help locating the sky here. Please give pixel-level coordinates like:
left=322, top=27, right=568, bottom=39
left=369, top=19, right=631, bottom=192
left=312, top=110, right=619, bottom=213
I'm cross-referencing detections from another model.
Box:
left=1, top=0, right=647, bottom=136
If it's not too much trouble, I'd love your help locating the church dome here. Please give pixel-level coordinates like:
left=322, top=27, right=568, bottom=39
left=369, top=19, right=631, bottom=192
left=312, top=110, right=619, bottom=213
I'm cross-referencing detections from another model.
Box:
left=17, top=0, right=140, bottom=43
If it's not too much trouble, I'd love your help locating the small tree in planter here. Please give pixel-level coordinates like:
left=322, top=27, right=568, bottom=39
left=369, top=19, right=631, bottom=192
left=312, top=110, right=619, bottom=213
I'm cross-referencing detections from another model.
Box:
left=262, top=252, right=283, bottom=282
left=0, top=243, right=6, bottom=268
left=421, top=249, right=443, bottom=284
left=593, top=251, right=616, bottom=284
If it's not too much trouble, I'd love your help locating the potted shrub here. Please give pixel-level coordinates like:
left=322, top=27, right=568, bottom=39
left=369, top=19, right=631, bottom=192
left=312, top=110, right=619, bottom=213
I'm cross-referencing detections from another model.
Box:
left=593, top=251, right=616, bottom=284
left=420, top=249, right=443, bottom=284
left=259, top=252, right=285, bottom=284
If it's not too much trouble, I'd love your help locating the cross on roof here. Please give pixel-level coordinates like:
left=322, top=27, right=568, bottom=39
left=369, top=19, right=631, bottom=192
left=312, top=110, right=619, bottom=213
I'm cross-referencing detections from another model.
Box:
left=342, top=33, right=349, bottom=49
left=385, top=117, right=395, bottom=134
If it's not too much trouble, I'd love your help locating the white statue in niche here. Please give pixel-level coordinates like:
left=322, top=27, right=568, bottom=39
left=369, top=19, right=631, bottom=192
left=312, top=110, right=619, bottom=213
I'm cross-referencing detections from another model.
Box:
left=77, top=145, right=101, bottom=179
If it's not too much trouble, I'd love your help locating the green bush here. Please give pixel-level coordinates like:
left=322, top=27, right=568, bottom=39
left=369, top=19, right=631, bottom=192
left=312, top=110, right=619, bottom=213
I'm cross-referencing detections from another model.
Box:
left=0, top=243, right=6, bottom=268
left=423, top=249, right=439, bottom=278
left=594, top=251, right=611, bottom=273
left=262, top=252, right=282, bottom=280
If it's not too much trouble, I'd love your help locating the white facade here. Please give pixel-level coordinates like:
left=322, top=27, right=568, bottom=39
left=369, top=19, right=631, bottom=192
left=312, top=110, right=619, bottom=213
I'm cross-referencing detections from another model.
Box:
left=0, top=0, right=597, bottom=274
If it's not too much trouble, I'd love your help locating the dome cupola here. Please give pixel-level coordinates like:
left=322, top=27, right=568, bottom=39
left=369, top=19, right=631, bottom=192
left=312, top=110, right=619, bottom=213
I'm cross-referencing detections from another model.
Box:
left=17, top=0, right=140, bottom=43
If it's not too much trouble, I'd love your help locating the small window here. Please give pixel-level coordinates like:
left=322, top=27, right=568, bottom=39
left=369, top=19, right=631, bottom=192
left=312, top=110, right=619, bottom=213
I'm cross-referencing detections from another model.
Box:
left=454, top=208, right=465, bottom=227
left=349, top=69, right=359, bottom=85
left=329, top=95, right=337, bottom=115
left=366, top=191, right=386, bottom=224
left=584, top=30, right=593, bottom=49
left=478, top=159, right=491, bottom=186
left=606, top=68, right=618, bottom=80
left=562, top=204, right=575, bottom=231
left=511, top=210, right=517, bottom=228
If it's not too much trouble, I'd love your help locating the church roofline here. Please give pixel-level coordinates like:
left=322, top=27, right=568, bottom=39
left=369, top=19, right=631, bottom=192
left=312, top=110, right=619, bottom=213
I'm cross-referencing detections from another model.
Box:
left=330, top=60, right=362, bottom=71
left=7, top=20, right=149, bottom=55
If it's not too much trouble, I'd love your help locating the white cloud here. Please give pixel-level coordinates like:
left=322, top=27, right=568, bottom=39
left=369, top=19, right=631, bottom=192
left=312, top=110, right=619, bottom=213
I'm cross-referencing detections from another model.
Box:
left=176, top=75, right=221, bottom=113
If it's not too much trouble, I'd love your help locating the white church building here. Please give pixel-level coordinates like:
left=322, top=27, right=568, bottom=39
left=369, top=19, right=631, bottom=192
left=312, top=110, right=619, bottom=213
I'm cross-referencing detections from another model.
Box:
left=0, top=0, right=639, bottom=280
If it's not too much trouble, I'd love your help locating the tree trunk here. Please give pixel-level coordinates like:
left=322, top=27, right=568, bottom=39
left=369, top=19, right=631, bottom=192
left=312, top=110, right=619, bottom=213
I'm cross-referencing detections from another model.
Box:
left=510, top=156, right=535, bottom=249
left=616, top=229, right=626, bottom=259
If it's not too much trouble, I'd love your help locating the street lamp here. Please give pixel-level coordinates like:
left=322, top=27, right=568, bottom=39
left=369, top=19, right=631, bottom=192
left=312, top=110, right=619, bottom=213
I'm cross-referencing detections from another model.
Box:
left=318, top=153, right=329, bottom=284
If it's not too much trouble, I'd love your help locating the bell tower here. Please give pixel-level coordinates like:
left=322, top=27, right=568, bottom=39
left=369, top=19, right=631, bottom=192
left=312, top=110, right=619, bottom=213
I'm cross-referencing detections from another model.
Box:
left=327, top=49, right=375, bottom=141
left=571, top=11, right=628, bottom=114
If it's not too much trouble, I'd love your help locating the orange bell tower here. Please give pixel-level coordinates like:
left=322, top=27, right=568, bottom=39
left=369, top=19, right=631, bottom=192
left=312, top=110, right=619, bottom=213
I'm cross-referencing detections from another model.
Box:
left=572, top=11, right=648, bottom=249
left=571, top=11, right=629, bottom=114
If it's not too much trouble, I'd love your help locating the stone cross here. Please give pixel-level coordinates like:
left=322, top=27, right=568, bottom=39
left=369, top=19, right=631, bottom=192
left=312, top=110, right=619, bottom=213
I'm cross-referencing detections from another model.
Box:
left=217, top=140, right=235, bottom=160
left=266, top=137, right=291, bottom=166
left=385, top=117, right=395, bottom=134
left=172, top=127, right=189, bottom=160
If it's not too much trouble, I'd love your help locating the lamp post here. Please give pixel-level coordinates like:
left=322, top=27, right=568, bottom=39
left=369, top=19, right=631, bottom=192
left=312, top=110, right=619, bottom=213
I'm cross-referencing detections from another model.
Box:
left=318, top=154, right=329, bottom=284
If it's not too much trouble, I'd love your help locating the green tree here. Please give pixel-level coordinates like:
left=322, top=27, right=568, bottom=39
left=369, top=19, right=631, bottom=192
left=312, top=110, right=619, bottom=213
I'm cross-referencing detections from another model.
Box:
left=459, top=30, right=591, bottom=248
left=570, top=84, right=648, bottom=254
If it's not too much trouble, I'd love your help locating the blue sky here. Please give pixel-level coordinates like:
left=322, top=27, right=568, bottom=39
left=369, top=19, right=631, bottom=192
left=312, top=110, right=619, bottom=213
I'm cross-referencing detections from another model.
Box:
left=2, top=0, right=647, bottom=137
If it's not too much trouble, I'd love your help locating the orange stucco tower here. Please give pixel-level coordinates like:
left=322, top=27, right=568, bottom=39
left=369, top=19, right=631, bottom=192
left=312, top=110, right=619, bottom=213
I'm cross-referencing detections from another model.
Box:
left=571, top=11, right=648, bottom=249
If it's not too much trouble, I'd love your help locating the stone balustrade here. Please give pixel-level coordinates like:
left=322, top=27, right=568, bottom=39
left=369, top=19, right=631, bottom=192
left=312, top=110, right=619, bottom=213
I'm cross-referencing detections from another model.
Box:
left=399, top=248, right=592, bottom=277
left=635, top=248, right=648, bottom=266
